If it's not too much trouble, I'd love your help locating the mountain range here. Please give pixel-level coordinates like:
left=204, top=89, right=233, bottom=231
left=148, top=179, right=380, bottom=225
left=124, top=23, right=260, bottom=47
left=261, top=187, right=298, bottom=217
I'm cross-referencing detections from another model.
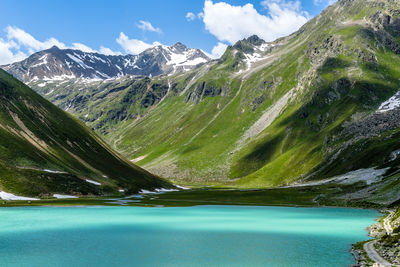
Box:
left=1, top=42, right=210, bottom=83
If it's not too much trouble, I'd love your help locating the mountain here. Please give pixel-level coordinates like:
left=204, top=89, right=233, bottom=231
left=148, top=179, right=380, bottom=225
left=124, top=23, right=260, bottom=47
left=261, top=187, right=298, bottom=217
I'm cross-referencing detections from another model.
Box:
left=0, top=68, right=171, bottom=198
left=2, top=0, right=400, bottom=206
left=76, top=0, right=399, bottom=205
left=1, top=42, right=210, bottom=83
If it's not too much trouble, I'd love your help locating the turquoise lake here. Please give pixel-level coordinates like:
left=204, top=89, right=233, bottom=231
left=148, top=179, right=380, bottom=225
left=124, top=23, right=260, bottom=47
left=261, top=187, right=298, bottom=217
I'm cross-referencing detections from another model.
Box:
left=0, top=206, right=378, bottom=267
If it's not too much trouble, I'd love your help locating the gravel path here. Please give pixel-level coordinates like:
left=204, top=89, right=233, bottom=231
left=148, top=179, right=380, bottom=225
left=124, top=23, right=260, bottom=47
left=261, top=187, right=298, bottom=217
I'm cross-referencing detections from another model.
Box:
left=363, top=240, right=392, bottom=266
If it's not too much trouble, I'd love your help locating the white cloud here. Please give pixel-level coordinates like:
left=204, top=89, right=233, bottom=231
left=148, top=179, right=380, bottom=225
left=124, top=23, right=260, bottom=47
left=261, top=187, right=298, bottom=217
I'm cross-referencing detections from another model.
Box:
left=185, top=11, right=205, bottom=21
left=70, top=42, right=96, bottom=53
left=186, top=12, right=196, bottom=21
left=99, top=46, right=122, bottom=56
left=137, top=20, right=162, bottom=33
left=202, top=0, right=309, bottom=44
left=116, top=32, right=161, bottom=55
left=0, top=26, right=122, bottom=65
left=6, top=26, right=66, bottom=52
left=210, top=42, right=228, bottom=59
left=0, top=38, right=27, bottom=65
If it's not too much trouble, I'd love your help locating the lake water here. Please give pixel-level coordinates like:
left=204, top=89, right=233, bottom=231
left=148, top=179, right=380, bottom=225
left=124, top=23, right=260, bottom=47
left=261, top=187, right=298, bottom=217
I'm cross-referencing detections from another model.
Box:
left=0, top=206, right=378, bottom=267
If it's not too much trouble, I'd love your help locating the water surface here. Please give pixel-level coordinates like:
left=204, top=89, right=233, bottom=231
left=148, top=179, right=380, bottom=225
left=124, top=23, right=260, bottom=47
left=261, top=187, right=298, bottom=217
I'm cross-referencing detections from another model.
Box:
left=0, top=206, right=378, bottom=266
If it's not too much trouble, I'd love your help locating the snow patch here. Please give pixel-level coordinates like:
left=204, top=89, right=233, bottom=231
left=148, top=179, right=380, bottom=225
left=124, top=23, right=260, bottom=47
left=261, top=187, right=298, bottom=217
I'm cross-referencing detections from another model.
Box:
left=67, top=54, right=94, bottom=70
left=43, top=169, right=66, bottom=174
left=238, top=43, right=273, bottom=72
left=43, top=74, right=76, bottom=81
left=31, top=54, right=48, bottom=68
left=390, top=149, right=400, bottom=161
left=165, top=48, right=207, bottom=69
left=0, top=191, right=39, bottom=201
left=85, top=179, right=101, bottom=186
left=377, top=91, right=400, bottom=113
left=139, top=188, right=179, bottom=194
left=53, top=194, right=78, bottom=199
left=175, top=185, right=189, bottom=190
left=155, top=188, right=179, bottom=193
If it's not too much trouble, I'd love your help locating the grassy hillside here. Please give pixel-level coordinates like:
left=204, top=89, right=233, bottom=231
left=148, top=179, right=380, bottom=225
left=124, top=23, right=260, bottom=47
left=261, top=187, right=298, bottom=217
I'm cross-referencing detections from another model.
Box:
left=95, top=0, right=399, bottom=190
left=13, top=0, right=400, bottom=206
left=0, top=69, right=171, bottom=197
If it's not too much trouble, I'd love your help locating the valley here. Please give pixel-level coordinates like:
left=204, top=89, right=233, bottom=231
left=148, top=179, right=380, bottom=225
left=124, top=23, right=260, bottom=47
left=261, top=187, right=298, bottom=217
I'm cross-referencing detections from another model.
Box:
left=4, top=0, right=399, bottom=202
left=1, top=0, right=400, bottom=266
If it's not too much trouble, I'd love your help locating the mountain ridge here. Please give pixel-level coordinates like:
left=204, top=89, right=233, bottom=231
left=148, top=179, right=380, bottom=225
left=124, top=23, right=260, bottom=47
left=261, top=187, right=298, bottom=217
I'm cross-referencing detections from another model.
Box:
left=0, top=68, right=171, bottom=198
left=1, top=42, right=211, bottom=83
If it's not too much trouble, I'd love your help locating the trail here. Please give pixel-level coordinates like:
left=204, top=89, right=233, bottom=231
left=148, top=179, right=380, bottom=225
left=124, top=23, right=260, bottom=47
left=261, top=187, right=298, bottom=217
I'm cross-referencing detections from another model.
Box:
left=363, top=211, right=396, bottom=267
left=363, top=241, right=392, bottom=267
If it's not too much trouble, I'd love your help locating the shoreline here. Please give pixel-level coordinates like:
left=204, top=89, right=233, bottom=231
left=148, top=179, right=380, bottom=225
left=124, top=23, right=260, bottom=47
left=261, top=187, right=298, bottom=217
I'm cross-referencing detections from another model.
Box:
left=352, top=208, right=400, bottom=266
left=1, top=189, right=397, bottom=266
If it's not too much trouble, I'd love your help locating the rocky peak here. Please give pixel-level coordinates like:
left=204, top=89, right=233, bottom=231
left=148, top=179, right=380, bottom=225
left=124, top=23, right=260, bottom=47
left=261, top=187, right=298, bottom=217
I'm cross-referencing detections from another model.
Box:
left=48, top=45, right=61, bottom=51
left=244, top=35, right=266, bottom=46
left=170, top=42, right=188, bottom=53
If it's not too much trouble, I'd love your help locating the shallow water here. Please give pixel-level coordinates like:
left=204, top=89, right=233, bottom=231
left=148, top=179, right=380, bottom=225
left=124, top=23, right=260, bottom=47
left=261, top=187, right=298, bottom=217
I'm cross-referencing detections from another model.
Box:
left=0, top=206, right=378, bottom=267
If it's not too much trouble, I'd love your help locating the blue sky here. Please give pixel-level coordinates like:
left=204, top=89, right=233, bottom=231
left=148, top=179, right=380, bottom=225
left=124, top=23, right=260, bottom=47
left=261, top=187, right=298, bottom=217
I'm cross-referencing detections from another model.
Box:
left=0, top=0, right=336, bottom=64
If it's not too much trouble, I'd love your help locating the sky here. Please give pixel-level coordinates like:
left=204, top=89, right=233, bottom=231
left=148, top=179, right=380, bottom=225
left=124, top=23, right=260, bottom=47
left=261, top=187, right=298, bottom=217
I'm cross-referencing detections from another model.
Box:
left=0, top=0, right=336, bottom=65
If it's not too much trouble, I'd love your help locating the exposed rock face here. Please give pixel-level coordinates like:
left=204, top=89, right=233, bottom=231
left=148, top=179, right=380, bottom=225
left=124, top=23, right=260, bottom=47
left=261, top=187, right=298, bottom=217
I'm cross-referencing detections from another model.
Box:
left=1, top=43, right=210, bottom=83
left=185, top=81, right=225, bottom=103
left=343, top=109, right=400, bottom=139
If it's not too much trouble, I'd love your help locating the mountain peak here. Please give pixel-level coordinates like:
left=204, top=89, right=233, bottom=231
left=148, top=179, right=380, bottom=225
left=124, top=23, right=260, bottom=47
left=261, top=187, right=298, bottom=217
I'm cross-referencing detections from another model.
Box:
left=231, top=35, right=266, bottom=55
left=170, top=42, right=188, bottom=52
left=48, top=45, right=61, bottom=51
left=244, top=35, right=266, bottom=46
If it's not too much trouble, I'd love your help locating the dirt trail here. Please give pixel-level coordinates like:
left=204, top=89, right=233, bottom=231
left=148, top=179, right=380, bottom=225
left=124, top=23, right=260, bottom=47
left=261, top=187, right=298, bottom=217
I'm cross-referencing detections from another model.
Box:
left=363, top=241, right=392, bottom=266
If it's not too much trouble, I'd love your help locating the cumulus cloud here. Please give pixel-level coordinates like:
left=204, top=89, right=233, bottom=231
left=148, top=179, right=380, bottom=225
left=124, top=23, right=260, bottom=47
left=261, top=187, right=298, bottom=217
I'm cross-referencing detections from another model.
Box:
left=6, top=26, right=66, bottom=53
left=210, top=42, right=228, bottom=58
left=70, top=42, right=96, bottom=53
left=202, top=0, right=309, bottom=44
left=186, top=11, right=205, bottom=21
left=116, top=32, right=161, bottom=55
left=99, top=46, right=122, bottom=56
left=186, top=12, right=196, bottom=21
left=0, top=38, right=27, bottom=65
left=137, top=20, right=162, bottom=33
left=0, top=26, right=122, bottom=65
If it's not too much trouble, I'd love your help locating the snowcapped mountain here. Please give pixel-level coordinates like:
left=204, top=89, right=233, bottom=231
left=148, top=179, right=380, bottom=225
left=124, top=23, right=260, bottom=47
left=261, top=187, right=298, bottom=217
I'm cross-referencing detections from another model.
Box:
left=1, top=43, right=210, bottom=83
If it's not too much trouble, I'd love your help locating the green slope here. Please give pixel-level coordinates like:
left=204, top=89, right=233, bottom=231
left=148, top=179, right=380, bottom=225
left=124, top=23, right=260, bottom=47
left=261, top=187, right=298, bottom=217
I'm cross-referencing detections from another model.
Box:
left=100, top=0, right=400, bottom=188
left=0, top=69, right=171, bottom=198
left=16, top=0, right=400, bottom=202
